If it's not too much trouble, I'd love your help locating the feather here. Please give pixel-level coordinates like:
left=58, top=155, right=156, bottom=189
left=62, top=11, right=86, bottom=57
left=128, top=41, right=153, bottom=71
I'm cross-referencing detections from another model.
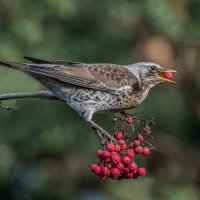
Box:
left=0, top=58, right=138, bottom=92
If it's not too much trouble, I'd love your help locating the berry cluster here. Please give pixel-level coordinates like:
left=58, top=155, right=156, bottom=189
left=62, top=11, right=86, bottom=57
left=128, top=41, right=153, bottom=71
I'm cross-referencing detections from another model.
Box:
left=90, top=115, right=155, bottom=180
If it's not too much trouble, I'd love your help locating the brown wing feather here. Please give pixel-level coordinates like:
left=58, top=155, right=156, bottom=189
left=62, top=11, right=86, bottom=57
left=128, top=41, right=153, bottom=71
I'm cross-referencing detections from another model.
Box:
left=24, top=56, right=81, bottom=66
left=24, top=62, right=138, bottom=92
left=0, top=58, right=137, bottom=92
left=22, top=62, right=138, bottom=92
left=86, top=64, right=137, bottom=89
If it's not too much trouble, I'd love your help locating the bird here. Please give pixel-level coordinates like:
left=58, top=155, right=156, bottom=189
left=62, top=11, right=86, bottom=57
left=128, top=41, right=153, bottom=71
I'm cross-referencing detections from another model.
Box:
left=0, top=57, right=176, bottom=142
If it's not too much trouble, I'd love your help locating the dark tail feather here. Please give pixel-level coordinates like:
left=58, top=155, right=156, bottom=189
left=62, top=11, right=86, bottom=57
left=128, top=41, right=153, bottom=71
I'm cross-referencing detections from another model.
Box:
left=24, top=56, right=52, bottom=64
left=0, top=60, right=27, bottom=70
left=24, top=56, right=82, bottom=66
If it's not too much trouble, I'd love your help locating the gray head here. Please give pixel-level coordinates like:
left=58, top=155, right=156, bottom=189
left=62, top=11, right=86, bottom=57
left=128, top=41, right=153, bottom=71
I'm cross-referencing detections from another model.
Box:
left=126, top=62, right=176, bottom=89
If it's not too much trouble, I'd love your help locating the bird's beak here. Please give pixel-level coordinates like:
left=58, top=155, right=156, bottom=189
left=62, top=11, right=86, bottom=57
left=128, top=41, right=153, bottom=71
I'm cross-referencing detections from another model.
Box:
left=157, top=69, right=177, bottom=84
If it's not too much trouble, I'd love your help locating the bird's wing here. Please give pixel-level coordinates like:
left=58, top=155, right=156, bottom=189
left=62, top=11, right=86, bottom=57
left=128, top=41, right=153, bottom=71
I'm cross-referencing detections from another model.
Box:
left=24, top=56, right=81, bottom=66
left=0, top=58, right=138, bottom=92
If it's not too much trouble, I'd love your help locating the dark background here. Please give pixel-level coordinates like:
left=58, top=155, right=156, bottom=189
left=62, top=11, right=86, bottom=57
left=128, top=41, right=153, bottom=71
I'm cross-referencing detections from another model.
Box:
left=0, top=0, right=200, bottom=199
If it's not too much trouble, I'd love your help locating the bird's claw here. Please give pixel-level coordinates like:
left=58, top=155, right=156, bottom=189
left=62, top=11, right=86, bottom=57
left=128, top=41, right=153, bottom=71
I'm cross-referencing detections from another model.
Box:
left=94, top=127, right=116, bottom=145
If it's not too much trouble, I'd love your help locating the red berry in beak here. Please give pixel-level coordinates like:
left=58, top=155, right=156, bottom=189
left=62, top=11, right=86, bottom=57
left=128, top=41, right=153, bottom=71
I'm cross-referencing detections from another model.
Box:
left=164, top=71, right=173, bottom=79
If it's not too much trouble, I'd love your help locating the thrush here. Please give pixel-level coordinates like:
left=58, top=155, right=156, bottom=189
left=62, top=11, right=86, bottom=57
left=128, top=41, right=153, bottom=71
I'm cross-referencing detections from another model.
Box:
left=0, top=57, right=176, bottom=142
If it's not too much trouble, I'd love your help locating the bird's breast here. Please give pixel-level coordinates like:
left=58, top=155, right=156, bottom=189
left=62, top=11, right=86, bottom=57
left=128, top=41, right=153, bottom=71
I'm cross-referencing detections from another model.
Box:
left=98, top=88, right=150, bottom=113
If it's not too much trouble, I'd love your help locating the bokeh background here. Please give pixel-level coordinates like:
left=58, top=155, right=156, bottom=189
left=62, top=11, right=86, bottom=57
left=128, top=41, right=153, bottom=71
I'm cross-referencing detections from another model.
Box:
left=0, top=0, right=200, bottom=199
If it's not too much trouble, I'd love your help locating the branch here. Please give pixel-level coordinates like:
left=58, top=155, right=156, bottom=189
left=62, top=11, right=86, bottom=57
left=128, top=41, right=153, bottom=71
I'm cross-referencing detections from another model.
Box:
left=0, top=91, right=59, bottom=101
left=0, top=91, right=61, bottom=110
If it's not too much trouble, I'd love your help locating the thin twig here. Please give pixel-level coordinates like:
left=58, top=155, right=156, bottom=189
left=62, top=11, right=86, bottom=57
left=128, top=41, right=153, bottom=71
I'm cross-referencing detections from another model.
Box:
left=0, top=91, right=61, bottom=110
left=0, top=90, right=114, bottom=145
left=0, top=101, right=18, bottom=110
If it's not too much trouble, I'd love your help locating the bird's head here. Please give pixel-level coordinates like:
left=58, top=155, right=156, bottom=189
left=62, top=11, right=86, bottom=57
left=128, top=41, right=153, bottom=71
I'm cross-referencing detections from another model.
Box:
left=126, top=62, right=176, bottom=89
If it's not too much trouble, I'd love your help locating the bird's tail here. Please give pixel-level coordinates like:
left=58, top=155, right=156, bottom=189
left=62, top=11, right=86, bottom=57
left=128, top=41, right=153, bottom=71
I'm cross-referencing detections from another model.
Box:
left=0, top=60, right=27, bottom=70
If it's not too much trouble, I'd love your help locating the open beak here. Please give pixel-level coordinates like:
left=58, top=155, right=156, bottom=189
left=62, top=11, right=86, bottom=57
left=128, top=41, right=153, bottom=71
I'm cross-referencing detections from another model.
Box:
left=157, top=69, right=177, bottom=84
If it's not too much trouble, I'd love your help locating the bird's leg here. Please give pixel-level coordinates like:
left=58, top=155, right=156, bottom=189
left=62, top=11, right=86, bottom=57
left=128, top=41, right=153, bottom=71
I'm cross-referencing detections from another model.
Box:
left=120, top=112, right=128, bottom=117
left=89, top=120, right=116, bottom=145
left=93, top=129, right=106, bottom=146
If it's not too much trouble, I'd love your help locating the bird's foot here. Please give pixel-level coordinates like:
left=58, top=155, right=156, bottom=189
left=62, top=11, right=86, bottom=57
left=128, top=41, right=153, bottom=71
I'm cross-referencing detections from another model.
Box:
left=120, top=111, right=128, bottom=117
left=89, top=120, right=117, bottom=145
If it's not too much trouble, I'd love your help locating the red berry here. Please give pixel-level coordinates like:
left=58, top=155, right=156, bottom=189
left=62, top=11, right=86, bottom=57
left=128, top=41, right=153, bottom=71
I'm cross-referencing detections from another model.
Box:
left=121, top=143, right=127, bottom=150
left=129, top=140, right=141, bottom=148
left=142, top=147, right=151, bottom=156
left=100, top=167, right=110, bottom=177
left=115, top=144, right=121, bottom=152
left=164, top=71, right=173, bottom=79
left=123, top=167, right=130, bottom=173
left=133, top=174, right=138, bottom=179
left=137, top=134, right=144, bottom=141
left=111, top=168, right=121, bottom=179
left=104, top=157, right=111, bottom=163
left=118, top=139, right=126, bottom=146
left=133, top=139, right=141, bottom=146
left=135, top=146, right=143, bottom=154
left=121, top=156, right=131, bottom=165
left=111, top=151, right=118, bottom=156
left=114, top=130, right=123, bottom=140
left=137, top=167, right=146, bottom=176
left=90, top=164, right=101, bottom=175
left=126, top=149, right=135, bottom=159
left=102, top=150, right=111, bottom=159
left=106, top=142, right=115, bottom=151
left=97, top=149, right=103, bottom=159
left=111, top=153, right=121, bottom=164
left=126, top=173, right=133, bottom=179
left=129, top=143, right=134, bottom=148
left=115, top=162, right=125, bottom=170
left=143, top=126, right=151, bottom=135
left=128, top=162, right=138, bottom=173
left=126, top=116, right=133, bottom=125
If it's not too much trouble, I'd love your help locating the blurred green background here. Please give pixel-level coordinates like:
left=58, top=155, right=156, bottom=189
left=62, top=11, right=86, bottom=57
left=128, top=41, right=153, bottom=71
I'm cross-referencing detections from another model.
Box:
left=0, top=0, right=200, bottom=199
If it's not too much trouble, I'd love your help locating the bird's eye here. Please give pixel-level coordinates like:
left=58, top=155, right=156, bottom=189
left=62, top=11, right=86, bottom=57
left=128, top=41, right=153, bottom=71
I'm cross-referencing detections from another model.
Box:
left=150, top=66, right=156, bottom=72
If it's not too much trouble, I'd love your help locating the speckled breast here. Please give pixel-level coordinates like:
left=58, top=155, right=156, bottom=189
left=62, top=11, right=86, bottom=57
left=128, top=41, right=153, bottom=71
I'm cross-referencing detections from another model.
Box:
left=98, top=88, right=150, bottom=113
